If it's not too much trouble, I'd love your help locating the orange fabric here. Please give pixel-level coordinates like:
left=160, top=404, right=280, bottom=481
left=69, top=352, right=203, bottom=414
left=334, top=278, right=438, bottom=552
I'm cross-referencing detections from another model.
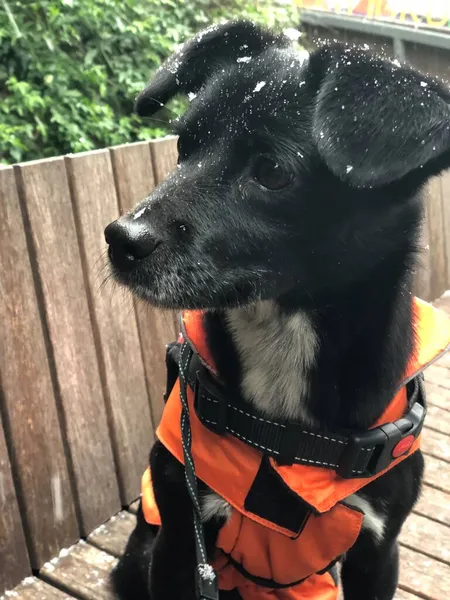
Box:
left=142, top=297, right=450, bottom=598
left=141, top=467, right=160, bottom=526
left=215, top=503, right=361, bottom=585
left=141, top=467, right=342, bottom=599
left=269, top=387, right=416, bottom=513
left=182, top=310, right=218, bottom=375
left=216, top=568, right=339, bottom=600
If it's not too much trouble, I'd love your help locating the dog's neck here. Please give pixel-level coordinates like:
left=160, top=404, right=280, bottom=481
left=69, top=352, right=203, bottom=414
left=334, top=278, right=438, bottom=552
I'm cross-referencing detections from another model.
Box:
left=224, top=301, right=318, bottom=426
left=203, top=259, right=415, bottom=431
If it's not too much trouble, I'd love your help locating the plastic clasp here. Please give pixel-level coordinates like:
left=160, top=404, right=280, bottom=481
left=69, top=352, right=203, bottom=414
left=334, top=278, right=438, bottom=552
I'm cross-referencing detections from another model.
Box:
left=337, top=401, right=425, bottom=479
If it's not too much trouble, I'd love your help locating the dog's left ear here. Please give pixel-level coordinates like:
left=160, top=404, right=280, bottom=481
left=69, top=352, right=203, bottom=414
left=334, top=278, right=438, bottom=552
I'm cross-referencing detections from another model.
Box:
left=136, top=20, right=289, bottom=116
left=312, top=45, right=450, bottom=187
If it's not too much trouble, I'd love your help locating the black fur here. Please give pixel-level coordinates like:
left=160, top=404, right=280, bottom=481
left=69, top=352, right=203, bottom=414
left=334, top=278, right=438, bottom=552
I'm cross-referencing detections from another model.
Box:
left=105, top=20, right=450, bottom=599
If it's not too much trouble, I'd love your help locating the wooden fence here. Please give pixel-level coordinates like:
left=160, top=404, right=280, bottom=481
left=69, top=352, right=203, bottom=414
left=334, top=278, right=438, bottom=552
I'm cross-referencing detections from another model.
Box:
left=0, top=124, right=449, bottom=591
left=0, top=137, right=178, bottom=591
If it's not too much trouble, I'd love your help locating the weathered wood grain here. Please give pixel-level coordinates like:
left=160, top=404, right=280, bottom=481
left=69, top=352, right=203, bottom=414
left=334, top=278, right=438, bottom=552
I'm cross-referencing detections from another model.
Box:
left=395, top=590, right=423, bottom=600
left=109, top=142, right=155, bottom=213
left=414, top=484, right=450, bottom=526
left=433, top=293, right=450, bottom=312
left=403, top=42, right=450, bottom=85
left=66, top=149, right=154, bottom=505
left=133, top=303, right=178, bottom=426
left=128, top=500, right=140, bottom=515
left=425, top=381, right=450, bottom=410
left=88, top=511, right=136, bottom=557
left=0, top=577, right=76, bottom=600
left=426, top=176, right=447, bottom=300
left=149, top=136, right=178, bottom=184
left=413, top=192, right=432, bottom=301
left=110, top=141, right=178, bottom=427
left=425, top=404, right=450, bottom=435
left=425, top=365, right=450, bottom=390
left=431, top=349, right=450, bottom=369
left=400, top=513, right=450, bottom=566
left=0, top=412, right=30, bottom=590
left=0, top=165, right=78, bottom=567
left=441, top=169, right=450, bottom=290
left=15, top=157, right=120, bottom=535
left=422, top=426, right=450, bottom=462
left=40, top=542, right=117, bottom=600
left=423, top=454, right=450, bottom=493
left=400, top=545, right=450, bottom=599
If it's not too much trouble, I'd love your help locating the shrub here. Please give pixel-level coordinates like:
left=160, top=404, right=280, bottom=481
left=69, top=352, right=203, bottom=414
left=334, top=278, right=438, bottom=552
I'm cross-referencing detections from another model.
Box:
left=0, top=0, right=297, bottom=164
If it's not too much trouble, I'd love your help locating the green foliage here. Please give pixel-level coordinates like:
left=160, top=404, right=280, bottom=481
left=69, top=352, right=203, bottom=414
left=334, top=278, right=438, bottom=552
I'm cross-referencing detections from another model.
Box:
left=0, top=0, right=297, bottom=164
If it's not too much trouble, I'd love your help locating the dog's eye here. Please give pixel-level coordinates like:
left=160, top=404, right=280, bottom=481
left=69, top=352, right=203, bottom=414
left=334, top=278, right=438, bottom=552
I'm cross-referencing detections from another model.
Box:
left=253, top=157, right=293, bottom=191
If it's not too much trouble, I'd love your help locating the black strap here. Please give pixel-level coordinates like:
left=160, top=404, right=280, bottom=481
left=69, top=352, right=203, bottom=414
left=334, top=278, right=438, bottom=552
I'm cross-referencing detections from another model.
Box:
left=178, top=342, right=219, bottom=600
left=187, top=351, right=426, bottom=479
left=221, top=552, right=341, bottom=590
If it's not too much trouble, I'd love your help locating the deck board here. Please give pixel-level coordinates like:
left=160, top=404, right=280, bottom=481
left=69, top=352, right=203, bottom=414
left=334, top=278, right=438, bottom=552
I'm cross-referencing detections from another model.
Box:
left=128, top=500, right=140, bottom=515
left=421, top=426, right=450, bottom=462
left=0, top=577, right=76, bottom=600
left=87, top=512, right=137, bottom=558
left=400, top=513, right=450, bottom=565
left=414, top=484, right=449, bottom=526
left=400, top=546, right=450, bottom=599
left=39, top=542, right=117, bottom=600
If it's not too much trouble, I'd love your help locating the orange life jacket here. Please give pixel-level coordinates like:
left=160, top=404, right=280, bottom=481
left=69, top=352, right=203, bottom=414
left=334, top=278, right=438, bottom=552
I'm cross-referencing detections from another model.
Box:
left=142, top=298, right=450, bottom=599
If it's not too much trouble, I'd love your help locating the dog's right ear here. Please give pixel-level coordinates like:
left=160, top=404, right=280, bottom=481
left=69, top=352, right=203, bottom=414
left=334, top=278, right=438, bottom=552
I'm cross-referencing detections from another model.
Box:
left=310, top=44, right=450, bottom=188
left=135, top=20, right=289, bottom=116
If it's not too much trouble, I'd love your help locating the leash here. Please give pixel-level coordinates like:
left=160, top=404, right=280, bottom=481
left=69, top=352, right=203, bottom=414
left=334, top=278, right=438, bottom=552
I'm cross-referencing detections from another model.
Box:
left=179, top=341, right=219, bottom=600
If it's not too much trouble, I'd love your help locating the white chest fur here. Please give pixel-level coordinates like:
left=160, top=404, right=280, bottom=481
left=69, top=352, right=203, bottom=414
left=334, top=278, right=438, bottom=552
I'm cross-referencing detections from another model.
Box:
left=225, top=300, right=318, bottom=423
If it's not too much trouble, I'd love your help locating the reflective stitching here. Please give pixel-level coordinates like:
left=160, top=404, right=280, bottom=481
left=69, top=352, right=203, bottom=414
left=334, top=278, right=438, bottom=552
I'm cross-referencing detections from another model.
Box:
left=226, top=426, right=280, bottom=455
left=203, top=394, right=286, bottom=427
left=181, top=414, right=200, bottom=511
left=295, top=457, right=339, bottom=468
left=301, top=431, right=345, bottom=444
left=229, top=405, right=287, bottom=427
left=193, top=517, right=206, bottom=563
left=202, top=395, right=349, bottom=444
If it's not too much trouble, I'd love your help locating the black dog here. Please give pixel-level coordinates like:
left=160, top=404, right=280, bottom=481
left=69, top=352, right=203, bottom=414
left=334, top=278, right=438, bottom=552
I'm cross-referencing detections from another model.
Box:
left=105, top=20, right=450, bottom=600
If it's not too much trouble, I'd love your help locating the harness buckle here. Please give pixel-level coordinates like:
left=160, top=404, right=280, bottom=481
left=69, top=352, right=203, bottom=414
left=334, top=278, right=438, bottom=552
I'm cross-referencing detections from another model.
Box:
left=337, top=399, right=425, bottom=479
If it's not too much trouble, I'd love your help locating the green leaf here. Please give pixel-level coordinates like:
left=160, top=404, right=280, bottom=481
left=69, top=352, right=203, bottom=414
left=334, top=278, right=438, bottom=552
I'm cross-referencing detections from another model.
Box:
left=0, top=0, right=297, bottom=164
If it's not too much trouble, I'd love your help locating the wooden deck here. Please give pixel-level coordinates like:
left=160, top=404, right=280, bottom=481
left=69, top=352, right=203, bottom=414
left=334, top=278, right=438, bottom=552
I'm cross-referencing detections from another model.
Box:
left=2, top=299, right=449, bottom=600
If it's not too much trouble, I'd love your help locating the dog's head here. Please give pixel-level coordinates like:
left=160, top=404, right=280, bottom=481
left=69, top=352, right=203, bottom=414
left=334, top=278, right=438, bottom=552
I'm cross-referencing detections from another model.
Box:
left=105, top=21, right=450, bottom=310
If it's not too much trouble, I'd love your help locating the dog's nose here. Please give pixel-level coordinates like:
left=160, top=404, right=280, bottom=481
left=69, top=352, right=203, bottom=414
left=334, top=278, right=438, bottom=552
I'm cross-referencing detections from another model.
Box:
left=105, top=217, right=160, bottom=271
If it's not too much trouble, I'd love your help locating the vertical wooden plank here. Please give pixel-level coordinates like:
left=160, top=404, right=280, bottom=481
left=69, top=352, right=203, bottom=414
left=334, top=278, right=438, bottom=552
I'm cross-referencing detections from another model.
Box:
left=413, top=189, right=432, bottom=301
left=149, top=136, right=178, bottom=184
left=134, top=302, right=179, bottom=426
left=0, top=166, right=78, bottom=567
left=109, top=142, right=156, bottom=213
left=426, top=177, right=447, bottom=300
left=66, top=149, right=154, bottom=504
left=403, top=42, right=450, bottom=85
left=426, top=176, right=447, bottom=300
left=15, top=158, right=121, bottom=535
left=0, top=411, right=31, bottom=591
left=441, top=168, right=450, bottom=291
left=149, top=134, right=180, bottom=345
left=110, top=142, right=179, bottom=427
